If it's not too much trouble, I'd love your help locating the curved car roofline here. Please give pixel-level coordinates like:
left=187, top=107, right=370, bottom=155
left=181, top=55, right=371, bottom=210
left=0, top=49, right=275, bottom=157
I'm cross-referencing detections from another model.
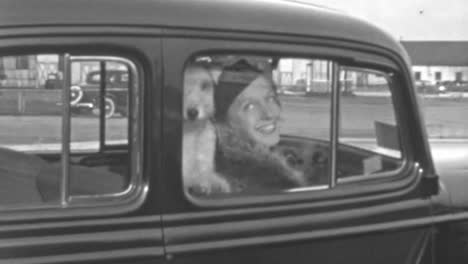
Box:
left=0, top=0, right=407, bottom=58
left=278, top=0, right=345, bottom=13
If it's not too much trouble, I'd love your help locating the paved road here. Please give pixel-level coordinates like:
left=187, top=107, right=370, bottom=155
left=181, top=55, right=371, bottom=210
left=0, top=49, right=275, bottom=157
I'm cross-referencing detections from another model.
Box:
left=419, top=97, right=468, bottom=138
left=0, top=95, right=467, bottom=148
left=0, top=115, right=127, bottom=146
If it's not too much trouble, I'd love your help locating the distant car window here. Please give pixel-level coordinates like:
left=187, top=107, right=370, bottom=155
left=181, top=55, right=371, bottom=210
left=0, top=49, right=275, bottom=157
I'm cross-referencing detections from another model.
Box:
left=0, top=53, right=139, bottom=208
left=89, top=72, right=101, bottom=83
left=182, top=54, right=404, bottom=199
left=121, top=73, right=129, bottom=83
left=414, top=71, right=421, bottom=81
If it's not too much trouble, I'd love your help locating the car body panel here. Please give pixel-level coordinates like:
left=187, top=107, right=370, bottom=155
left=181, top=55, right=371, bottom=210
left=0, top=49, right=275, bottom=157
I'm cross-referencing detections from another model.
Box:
left=0, top=216, right=164, bottom=263
left=0, top=31, right=165, bottom=263
left=1, top=0, right=466, bottom=263
left=430, top=139, right=468, bottom=211
left=160, top=36, right=434, bottom=263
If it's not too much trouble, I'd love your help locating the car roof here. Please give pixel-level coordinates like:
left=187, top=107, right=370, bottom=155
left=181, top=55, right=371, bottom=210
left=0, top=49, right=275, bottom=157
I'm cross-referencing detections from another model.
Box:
left=0, top=0, right=406, bottom=57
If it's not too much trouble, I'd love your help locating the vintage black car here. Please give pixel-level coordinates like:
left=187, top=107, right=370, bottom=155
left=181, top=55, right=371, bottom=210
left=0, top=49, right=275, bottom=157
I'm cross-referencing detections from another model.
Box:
left=0, top=0, right=466, bottom=264
left=416, top=80, right=443, bottom=95
left=45, top=66, right=129, bottom=118
left=70, top=68, right=129, bottom=118
left=437, top=81, right=468, bottom=94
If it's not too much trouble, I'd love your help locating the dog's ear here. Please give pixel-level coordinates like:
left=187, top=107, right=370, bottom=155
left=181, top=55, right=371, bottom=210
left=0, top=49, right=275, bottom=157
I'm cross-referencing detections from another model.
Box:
left=207, top=64, right=222, bottom=84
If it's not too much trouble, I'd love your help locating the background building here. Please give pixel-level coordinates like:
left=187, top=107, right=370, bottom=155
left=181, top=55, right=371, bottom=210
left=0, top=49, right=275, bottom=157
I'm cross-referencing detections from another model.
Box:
left=402, top=41, right=468, bottom=84
left=0, top=55, right=125, bottom=89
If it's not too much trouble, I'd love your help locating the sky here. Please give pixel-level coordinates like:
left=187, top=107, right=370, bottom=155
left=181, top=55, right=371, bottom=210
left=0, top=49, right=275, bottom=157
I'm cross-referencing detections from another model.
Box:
left=301, top=0, right=468, bottom=41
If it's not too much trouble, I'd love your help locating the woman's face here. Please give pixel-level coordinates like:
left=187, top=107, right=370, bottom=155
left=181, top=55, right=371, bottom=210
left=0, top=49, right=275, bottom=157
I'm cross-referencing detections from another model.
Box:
left=226, top=75, right=281, bottom=147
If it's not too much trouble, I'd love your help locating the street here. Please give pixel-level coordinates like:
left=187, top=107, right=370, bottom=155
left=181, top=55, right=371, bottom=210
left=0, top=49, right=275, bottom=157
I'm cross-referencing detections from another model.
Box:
left=0, top=95, right=467, bottom=148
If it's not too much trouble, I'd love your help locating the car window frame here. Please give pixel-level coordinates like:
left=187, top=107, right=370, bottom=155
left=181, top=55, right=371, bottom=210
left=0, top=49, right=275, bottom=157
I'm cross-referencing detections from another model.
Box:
left=177, top=46, right=417, bottom=208
left=335, top=65, right=407, bottom=184
left=65, top=55, right=140, bottom=204
left=184, top=55, right=406, bottom=190
left=0, top=48, right=147, bottom=217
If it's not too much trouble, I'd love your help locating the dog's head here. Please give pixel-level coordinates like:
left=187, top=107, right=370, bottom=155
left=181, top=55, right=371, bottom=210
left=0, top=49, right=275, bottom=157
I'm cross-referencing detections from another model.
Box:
left=183, top=64, right=216, bottom=121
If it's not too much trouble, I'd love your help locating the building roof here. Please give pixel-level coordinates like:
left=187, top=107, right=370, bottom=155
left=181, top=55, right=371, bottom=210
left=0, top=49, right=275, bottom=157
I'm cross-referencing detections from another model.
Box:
left=402, top=41, right=468, bottom=66
left=0, top=0, right=406, bottom=57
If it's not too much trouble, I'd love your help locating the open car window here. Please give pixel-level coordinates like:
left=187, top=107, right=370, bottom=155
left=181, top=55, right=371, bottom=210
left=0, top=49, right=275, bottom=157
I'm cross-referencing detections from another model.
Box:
left=0, top=53, right=139, bottom=208
left=182, top=54, right=404, bottom=198
left=338, top=67, right=402, bottom=180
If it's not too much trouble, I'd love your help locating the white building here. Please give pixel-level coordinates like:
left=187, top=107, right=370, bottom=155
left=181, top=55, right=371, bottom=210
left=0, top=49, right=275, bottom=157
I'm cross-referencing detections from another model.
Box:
left=402, top=41, right=468, bottom=84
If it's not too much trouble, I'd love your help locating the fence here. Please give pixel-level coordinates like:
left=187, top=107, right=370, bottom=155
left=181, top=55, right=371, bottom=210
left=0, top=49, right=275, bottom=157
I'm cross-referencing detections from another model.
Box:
left=0, top=89, right=62, bottom=115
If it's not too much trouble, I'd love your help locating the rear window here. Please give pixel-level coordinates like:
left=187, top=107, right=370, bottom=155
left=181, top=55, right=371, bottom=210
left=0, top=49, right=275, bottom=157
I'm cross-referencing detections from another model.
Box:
left=0, top=53, right=141, bottom=209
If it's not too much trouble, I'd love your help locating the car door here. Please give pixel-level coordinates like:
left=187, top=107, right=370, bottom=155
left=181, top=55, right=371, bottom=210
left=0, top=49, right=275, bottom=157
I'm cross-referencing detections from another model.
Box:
left=423, top=78, right=468, bottom=263
left=160, top=31, right=438, bottom=264
left=0, top=28, right=165, bottom=263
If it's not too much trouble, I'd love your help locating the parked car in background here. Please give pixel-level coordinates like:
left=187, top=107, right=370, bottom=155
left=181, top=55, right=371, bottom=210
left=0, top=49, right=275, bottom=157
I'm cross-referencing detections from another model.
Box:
left=439, top=80, right=468, bottom=93
left=45, top=68, right=129, bottom=118
left=415, top=80, right=443, bottom=94
left=416, top=80, right=468, bottom=97
left=71, top=68, right=129, bottom=118
left=44, top=72, right=62, bottom=90
left=277, top=79, right=309, bottom=96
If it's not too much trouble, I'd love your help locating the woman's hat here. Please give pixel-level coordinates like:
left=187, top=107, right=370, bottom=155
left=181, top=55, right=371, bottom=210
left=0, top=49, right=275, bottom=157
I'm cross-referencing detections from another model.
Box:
left=214, top=59, right=262, bottom=121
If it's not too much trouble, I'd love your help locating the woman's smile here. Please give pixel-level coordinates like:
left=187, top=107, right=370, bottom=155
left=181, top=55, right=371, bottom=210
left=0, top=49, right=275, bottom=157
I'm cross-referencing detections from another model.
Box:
left=256, top=122, right=277, bottom=135
left=224, top=74, right=281, bottom=147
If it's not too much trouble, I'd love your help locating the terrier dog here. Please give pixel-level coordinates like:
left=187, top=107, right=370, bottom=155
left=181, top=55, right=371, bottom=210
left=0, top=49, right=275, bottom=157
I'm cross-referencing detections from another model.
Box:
left=182, top=63, right=231, bottom=195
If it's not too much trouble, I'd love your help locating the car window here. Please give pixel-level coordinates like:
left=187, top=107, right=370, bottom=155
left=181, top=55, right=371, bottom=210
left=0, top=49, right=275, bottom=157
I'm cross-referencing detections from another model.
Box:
left=182, top=54, right=403, bottom=198
left=338, top=67, right=402, bottom=179
left=89, top=72, right=101, bottom=83
left=70, top=60, right=129, bottom=150
left=121, top=73, right=129, bottom=83
left=0, top=53, right=139, bottom=208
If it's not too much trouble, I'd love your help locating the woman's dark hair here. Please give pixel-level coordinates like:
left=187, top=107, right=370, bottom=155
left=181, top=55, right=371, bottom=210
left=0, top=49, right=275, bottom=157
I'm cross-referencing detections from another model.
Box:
left=214, top=59, right=265, bottom=121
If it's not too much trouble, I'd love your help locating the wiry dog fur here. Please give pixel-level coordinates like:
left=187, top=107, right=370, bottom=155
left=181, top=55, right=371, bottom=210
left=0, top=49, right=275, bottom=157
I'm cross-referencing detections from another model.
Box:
left=182, top=63, right=231, bottom=194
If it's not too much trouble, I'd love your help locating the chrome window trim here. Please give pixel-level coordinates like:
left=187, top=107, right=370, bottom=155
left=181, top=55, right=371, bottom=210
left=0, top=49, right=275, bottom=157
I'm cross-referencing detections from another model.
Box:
left=285, top=185, right=330, bottom=193
left=98, top=60, right=107, bottom=152
left=0, top=50, right=146, bottom=217
left=66, top=55, right=143, bottom=204
left=61, top=53, right=72, bottom=207
left=182, top=51, right=412, bottom=206
left=330, top=61, right=340, bottom=188
left=335, top=66, right=407, bottom=184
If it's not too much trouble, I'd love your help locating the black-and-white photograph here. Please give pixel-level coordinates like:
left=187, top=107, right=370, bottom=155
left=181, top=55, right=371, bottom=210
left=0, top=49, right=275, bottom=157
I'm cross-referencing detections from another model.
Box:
left=0, top=0, right=466, bottom=263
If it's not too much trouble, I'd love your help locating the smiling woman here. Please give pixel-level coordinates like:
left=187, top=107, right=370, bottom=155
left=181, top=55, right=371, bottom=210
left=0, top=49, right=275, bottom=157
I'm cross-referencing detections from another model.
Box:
left=213, top=59, right=306, bottom=193
left=215, top=60, right=281, bottom=146
left=182, top=55, right=331, bottom=196
left=182, top=53, right=405, bottom=198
